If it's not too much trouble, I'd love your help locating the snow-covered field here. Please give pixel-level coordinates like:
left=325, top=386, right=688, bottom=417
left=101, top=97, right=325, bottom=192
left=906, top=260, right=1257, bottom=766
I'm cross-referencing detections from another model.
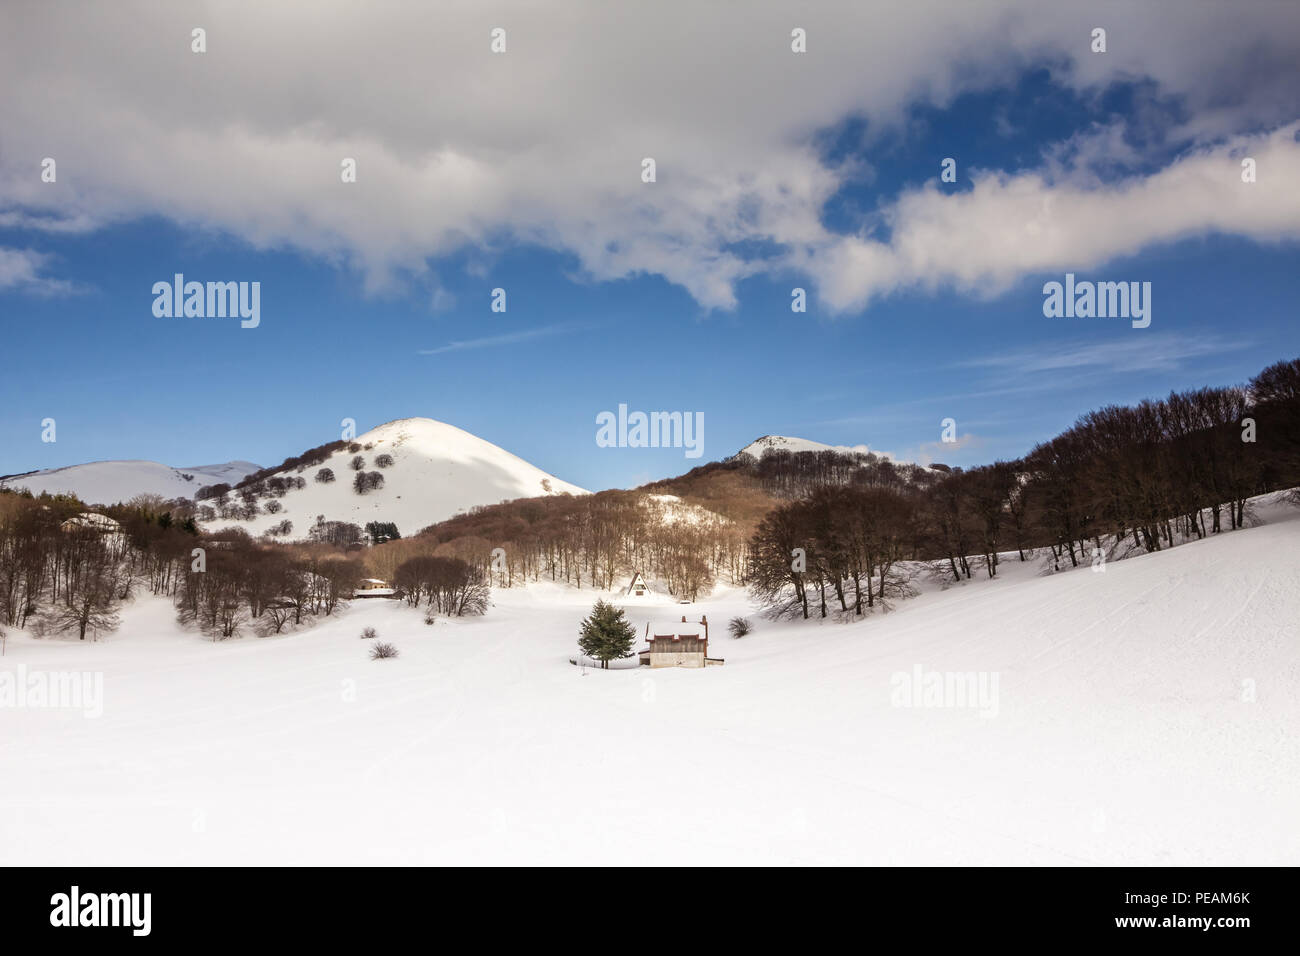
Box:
left=0, top=459, right=260, bottom=505
left=2, top=495, right=1296, bottom=865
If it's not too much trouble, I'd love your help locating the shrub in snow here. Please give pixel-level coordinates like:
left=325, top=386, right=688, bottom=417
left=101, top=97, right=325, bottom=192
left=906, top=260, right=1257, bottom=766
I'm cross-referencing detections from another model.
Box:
left=361, top=626, right=378, bottom=640
left=315, top=468, right=335, bottom=484
left=423, top=611, right=435, bottom=626
left=728, top=616, right=752, bottom=639
left=375, top=453, right=395, bottom=468
left=349, top=455, right=366, bottom=471
left=370, top=642, right=398, bottom=660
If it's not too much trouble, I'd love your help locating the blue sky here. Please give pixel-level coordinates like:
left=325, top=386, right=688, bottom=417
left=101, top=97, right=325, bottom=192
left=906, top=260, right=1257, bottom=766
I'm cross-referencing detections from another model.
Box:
left=1, top=2, right=1297, bottom=492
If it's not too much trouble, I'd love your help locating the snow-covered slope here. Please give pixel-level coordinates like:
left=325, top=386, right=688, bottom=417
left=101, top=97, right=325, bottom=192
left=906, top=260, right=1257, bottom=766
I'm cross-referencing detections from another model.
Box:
left=3, top=493, right=1295, bottom=865
left=207, top=418, right=587, bottom=539
left=643, top=493, right=728, bottom=527
left=0, top=459, right=261, bottom=505
left=736, top=434, right=875, bottom=458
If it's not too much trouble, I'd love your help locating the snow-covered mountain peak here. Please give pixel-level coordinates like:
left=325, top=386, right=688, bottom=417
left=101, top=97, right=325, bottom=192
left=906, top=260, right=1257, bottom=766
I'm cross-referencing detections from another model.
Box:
left=360, top=417, right=512, bottom=456
left=736, top=435, right=875, bottom=459
left=201, top=417, right=588, bottom=539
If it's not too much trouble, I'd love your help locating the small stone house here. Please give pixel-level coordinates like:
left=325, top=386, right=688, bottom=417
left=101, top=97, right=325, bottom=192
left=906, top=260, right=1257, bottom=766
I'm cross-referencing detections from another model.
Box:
left=638, top=615, right=724, bottom=668
left=353, top=578, right=395, bottom=598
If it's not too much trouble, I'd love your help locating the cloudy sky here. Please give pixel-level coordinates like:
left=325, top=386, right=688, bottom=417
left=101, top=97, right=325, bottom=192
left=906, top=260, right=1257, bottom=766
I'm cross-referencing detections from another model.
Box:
left=1, top=0, right=1297, bottom=489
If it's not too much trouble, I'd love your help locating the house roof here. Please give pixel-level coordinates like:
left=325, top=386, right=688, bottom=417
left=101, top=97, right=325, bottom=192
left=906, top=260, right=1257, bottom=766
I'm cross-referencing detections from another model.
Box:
left=646, top=619, right=706, bottom=640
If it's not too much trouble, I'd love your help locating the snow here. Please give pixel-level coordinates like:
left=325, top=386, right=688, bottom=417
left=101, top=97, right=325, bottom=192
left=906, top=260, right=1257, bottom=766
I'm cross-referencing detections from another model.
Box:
left=1, top=493, right=1296, bottom=865
left=1, top=417, right=587, bottom=538
left=642, top=493, right=724, bottom=527
left=205, top=418, right=587, bottom=539
left=646, top=619, right=707, bottom=637
left=62, top=512, right=122, bottom=533
left=0, top=459, right=261, bottom=505
left=736, top=434, right=875, bottom=458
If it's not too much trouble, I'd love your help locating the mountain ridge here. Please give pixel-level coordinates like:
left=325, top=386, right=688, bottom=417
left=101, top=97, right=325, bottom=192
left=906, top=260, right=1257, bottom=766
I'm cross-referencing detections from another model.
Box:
left=734, top=434, right=876, bottom=459
left=0, top=459, right=262, bottom=505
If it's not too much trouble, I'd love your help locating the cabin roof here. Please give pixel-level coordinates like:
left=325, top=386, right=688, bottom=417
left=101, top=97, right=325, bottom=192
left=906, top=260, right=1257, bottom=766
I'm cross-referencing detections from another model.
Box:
left=647, top=620, right=706, bottom=640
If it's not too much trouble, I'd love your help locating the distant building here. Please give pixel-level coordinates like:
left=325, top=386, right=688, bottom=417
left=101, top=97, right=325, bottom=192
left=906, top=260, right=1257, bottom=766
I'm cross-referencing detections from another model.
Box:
left=353, top=578, right=396, bottom=598
left=626, top=571, right=650, bottom=597
left=638, top=615, right=724, bottom=668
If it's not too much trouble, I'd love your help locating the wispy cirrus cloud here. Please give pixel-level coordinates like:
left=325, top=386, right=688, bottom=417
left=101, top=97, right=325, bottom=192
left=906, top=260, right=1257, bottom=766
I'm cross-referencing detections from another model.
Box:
left=417, top=322, right=588, bottom=356
left=0, top=210, right=100, bottom=234
left=955, top=331, right=1252, bottom=375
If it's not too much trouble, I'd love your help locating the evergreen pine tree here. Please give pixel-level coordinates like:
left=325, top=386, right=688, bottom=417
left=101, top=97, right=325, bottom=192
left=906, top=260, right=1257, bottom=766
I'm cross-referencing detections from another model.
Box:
left=577, top=599, right=637, bottom=669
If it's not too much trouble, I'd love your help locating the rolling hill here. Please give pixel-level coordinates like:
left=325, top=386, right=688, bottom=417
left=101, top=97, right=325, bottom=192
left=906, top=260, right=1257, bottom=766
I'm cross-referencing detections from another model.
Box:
left=0, top=459, right=261, bottom=506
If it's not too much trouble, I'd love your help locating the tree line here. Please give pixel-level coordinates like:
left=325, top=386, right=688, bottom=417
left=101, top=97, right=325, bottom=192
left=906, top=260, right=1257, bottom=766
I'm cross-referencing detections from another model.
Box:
left=0, top=491, right=404, bottom=642
left=374, top=489, right=749, bottom=602
left=366, top=356, right=1298, bottom=613
left=3, top=356, right=1294, bottom=635
left=746, top=357, right=1300, bottom=619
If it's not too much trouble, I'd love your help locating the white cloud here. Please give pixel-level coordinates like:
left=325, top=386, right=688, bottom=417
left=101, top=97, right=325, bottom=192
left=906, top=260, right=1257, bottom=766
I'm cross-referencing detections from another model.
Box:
left=0, top=247, right=77, bottom=294
left=907, top=433, right=984, bottom=468
left=0, top=210, right=99, bottom=233
left=0, top=1, right=1296, bottom=310
left=807, top=123, right=1300, bottom=311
